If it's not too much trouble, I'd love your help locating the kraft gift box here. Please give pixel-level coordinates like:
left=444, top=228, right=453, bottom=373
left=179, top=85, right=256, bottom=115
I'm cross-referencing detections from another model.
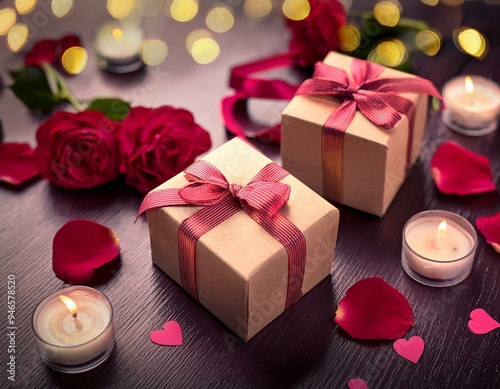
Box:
left=281, top=51, right=432, bottom=217
left=145, top=138, right=339, bottom=340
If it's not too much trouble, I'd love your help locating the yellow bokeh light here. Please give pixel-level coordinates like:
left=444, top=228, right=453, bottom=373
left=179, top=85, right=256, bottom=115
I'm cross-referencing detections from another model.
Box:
left=373, top=1, right=401, bottom=27
left=15, top=0, right=37, bottom=14
left=282, top=0, right=310, bottom=21
left=243, top=0, right=272, bottom=19
left=415, top=29, right=442, bottom=56
left=61, top=46, right=88, bottom=74
left=191, top=37, right=220, bottom=64
left=170, top=0, right=198, bottom=22
left=206, top=6, right=234, bottom=33
left=420, top=0, right=439, bottom=5
left=455, top=27, right=488, bottom=59
left=7, top=23, right=29, bottom=52
left=338, top=25, right=361, bottom=52
left=186, top=29, right=211, bottom=52
left=119, top=1, right=144, bottom=28
left=141, top=39, right=168, bottom=66
left=107, top=0, right=135, bottom=19
left=0, top=8, right=17, bottom=36
left=51, top=0, right=74, bottom=18
left=371, top=39, right=407, bottom=67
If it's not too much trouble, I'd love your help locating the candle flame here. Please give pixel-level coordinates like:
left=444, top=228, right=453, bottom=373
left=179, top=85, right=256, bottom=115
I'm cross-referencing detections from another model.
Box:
left=438, top=220, right=447, bottom=234
left=465, top=76, right=474, bottom=95
left=59, top=295, right=78, bottom=317
left=112, top=27, right=123, bottom=39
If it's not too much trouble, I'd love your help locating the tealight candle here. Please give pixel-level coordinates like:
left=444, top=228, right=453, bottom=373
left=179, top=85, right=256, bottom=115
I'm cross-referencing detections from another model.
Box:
left=94, top=22, right=145, bottom=73
left=32, top=286, right=114, bottom=373
left=401, top=210, right=477, bottom=287
left=442, top=75, right=500, bottom=136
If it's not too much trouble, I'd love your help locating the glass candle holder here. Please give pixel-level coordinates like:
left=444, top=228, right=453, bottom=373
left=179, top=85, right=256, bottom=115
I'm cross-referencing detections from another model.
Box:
left=32, top=286, right=115, bottom=373
left=402, top=210, right=478, bottom=287
left=442, top=75, right=500, bottom=136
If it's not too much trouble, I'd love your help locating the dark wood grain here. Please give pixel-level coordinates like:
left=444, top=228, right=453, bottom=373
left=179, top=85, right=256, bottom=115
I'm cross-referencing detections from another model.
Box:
left=1, top=1, right=499, bottom=388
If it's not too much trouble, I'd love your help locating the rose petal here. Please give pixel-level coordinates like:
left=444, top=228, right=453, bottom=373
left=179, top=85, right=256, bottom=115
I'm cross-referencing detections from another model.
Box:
left=60, top=34, right=82, bottom=53
left=334, top=277, right=415, bottom=340
left=0, top=143, right=40, bottom=185
left=431, top=142, right=496, bottom=195
left=53, top=219, right=120, bottom=284
left=476, top=213, right=500, bottom=254
left=25, top=39, right=59, bottom=67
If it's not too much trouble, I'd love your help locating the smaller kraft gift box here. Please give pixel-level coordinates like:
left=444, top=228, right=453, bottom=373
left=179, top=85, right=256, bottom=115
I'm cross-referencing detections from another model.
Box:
left=139, top=138, right=339, bottom=341
left=281, top=51, right=441, bottom=217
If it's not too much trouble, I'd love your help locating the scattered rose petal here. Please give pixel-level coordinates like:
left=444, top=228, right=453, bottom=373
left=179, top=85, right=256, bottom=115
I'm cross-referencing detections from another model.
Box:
left=468, top=308, right=500, bottom=335
left=334, top=277, right=414, bottom=340
left=53, top=219, right=120, bottom=284
left=476, top=213, right=500, bottom=254
left=347, top=378, right=369, bottom=389
left=0, top=143, right=40, bottom=185
left=150, top=321, right=183, bottom=346
left=393, top=336, right=425, bottom=364
left=430, top=142, right=496, bottom=195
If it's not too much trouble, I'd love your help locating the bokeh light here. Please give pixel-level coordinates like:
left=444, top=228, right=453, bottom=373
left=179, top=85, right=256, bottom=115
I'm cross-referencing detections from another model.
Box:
left=186, top=29, right=210, bottom=51
left=338, top=25, right=361, bottom=52
left=170, top=0, right=198, bottom=22
left=119, top=2, right=144, bottom=28
left=369, top=39, right=408, bottom=67
left=454, top=27, right=488, bottom=59
left=0, top=8, right=17, bottom=36
left=191, top=37, right=219, bottom=64
left=7, top=23, right=29, bottom=52
left=141, top=39, right=168, bottom=65
left=107, top=0, right=135, bottom=19
left=206, top=6, right=234, bottom=33
left=61, top=46, right=88, bottom=74
left=51, top=0, right=74, bottom=18
left=373, top=1, right=401, bottom=27
left=282, top=0, right=310, bottom=21
left=243, top=0, right=272, bottom=19
left=15, top=0, right=37, bottom=14
left=415, top=29, right=442, bottom=56
left=420, top=0, right=439, bottom=5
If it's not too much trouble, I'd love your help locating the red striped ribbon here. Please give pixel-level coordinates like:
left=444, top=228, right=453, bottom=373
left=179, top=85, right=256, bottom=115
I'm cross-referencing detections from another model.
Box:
left=138, top=160, right=307, bottom=310
left=296, top=59, right=442, bottom=201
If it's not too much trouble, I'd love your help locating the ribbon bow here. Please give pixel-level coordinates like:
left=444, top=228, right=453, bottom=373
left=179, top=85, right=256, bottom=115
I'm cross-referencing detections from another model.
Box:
left=296, top=59, right=441, bottom=133
left=295, top=59, right=441, bottom=201
left=138, top=160, right=306, bottom=310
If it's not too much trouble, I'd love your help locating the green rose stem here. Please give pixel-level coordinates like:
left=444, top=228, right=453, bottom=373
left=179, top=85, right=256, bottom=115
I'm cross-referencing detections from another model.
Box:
left=41, top=63, right=84, bottom=112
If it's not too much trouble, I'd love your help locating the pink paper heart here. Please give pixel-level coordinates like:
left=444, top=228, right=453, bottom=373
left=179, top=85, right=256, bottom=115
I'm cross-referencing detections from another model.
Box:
left=347, top=378, right=369, bottom=389
left=468, top=308, right=500, bottom=335
left=393, top=336, right=424, bottom=364
left=150, top=321, right=183, bottom=346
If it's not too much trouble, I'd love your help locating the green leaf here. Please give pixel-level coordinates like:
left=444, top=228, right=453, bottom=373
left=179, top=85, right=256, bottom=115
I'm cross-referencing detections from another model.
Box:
left=87, top=98, right=131, bottom=121
left=9, top=66, right=68, bottom=113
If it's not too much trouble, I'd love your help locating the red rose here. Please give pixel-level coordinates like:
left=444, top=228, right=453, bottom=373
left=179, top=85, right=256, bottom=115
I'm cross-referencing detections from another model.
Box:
left=119, top=106, right=212, bottom=194
left=287, top=0, right=347, bottom=67
left=35, top=110, right=120, bottom=189
left=25, top=34, right=82, bottom=67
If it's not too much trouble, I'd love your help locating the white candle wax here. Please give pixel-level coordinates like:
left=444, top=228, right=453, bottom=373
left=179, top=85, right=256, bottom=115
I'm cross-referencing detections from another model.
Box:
left=402, top=211, right=477, bottom=287
left=33, top=286, right=114, bottom=372
left=442, top=75, right=500, bottom=136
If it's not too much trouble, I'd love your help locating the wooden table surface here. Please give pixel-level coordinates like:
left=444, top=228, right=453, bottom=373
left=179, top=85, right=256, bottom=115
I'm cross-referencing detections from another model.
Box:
left=1, top=1, right=499, bottom=388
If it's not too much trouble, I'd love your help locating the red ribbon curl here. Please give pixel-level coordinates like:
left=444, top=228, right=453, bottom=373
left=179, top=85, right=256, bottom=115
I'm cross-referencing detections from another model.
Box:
left=138, top=160, right=306, bottom=310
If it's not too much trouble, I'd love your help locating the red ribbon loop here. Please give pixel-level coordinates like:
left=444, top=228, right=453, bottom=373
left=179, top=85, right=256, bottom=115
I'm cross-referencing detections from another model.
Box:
left=138, top=160, right=306, bottom=310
